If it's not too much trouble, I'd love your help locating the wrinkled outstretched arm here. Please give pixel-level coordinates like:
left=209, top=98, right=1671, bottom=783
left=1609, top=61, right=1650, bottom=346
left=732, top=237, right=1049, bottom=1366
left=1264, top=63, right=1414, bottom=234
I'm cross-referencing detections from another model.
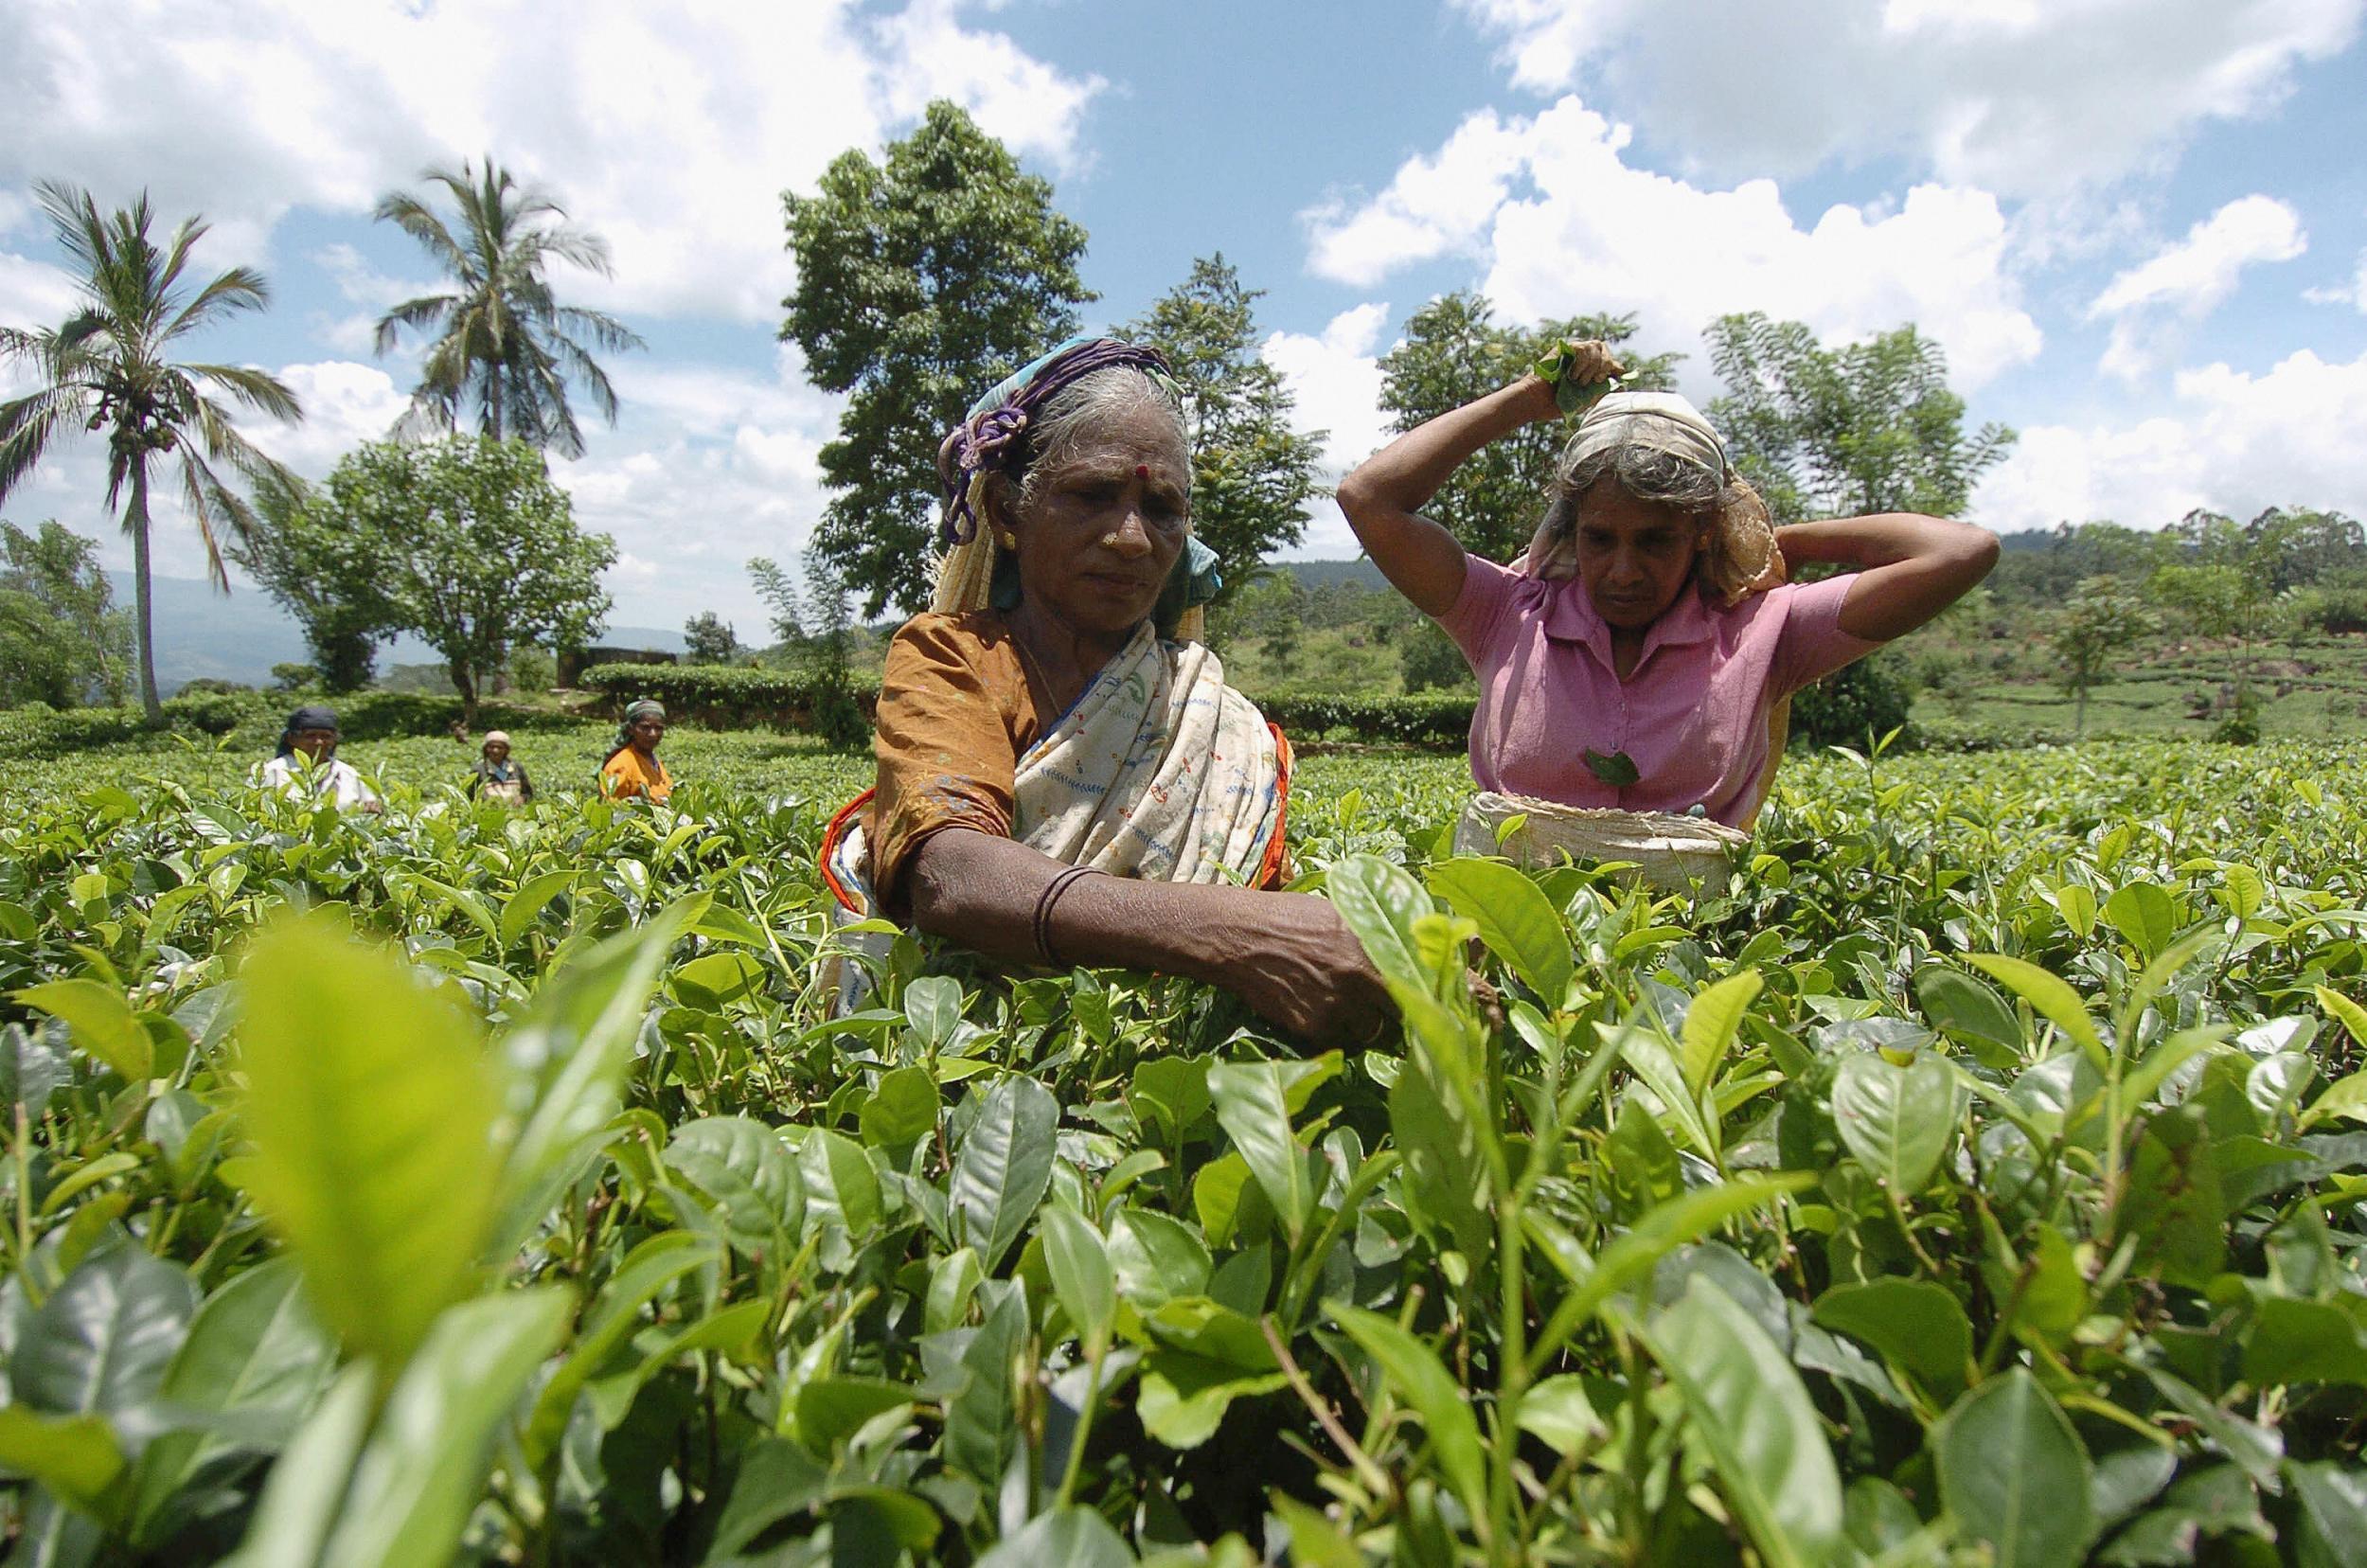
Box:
left=904, top=828, right=1391, bottom=1048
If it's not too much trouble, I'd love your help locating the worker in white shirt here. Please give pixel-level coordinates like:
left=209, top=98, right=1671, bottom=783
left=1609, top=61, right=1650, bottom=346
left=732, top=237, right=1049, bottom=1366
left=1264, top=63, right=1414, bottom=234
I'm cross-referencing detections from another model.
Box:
left=256, top=704, right=383, bottom=814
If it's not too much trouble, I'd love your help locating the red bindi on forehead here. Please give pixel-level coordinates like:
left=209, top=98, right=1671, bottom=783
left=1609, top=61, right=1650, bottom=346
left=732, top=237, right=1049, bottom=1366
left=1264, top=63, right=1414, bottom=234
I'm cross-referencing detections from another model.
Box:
left=1134, top=464, right=1149, bottom=480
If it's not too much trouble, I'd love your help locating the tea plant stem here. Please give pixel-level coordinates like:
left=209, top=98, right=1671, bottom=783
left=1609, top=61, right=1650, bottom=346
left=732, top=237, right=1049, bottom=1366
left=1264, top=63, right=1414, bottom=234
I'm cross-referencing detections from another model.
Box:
left=1263, top=1316, right=1392, bottom=1499
left=1053, top=1335, right=1108, bottom=1509
left=1491, top=1192, right=1530, bottom=1556
left=11, top=1105, right=29, bottom=1281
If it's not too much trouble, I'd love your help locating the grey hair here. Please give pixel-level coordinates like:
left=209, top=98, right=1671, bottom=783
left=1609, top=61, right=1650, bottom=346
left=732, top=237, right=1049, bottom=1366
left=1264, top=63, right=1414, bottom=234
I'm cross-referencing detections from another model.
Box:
left=992, top=366, right=1190, bottom=520
left=1539, top=440, right=1776, bottom=603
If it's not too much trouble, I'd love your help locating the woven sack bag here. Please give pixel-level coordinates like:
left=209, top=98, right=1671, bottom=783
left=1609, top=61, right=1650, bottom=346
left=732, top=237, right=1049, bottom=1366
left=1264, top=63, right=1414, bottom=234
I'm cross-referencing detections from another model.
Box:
left=1451, top=791, right=1749, bottom=894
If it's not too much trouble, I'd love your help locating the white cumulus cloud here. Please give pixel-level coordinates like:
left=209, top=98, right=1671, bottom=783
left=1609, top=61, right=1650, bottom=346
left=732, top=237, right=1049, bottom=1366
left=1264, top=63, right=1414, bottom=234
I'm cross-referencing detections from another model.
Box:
left=1306, top=98, right=2043, bottom=392
left=1974, top=345, right=2367, bottom=531
left=1262, top=303, right=1397, bottom=558
left=2087, top=195, right=2306, bottom=380
left=1450, top=0, right=2361, bottom=194
left=0, top=0, right=1101, bottom=324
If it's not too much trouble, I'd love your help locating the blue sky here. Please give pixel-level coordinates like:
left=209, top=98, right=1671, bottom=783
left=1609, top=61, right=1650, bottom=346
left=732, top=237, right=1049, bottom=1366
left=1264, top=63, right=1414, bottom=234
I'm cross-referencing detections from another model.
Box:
left=4, top=0, right=2364, bottom=635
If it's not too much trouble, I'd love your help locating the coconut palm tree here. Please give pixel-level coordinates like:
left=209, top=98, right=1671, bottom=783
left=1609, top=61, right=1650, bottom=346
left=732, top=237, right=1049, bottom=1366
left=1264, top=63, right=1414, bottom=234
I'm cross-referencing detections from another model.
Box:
left=371, top=159, right=645, bottom=458
left=0, top=181, right=302, bottom=722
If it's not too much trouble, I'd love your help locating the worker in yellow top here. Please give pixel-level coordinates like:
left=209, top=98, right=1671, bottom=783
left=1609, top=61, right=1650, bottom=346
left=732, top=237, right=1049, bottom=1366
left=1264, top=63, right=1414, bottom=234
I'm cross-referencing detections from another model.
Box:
left=599, top=699, right=674, bottom=803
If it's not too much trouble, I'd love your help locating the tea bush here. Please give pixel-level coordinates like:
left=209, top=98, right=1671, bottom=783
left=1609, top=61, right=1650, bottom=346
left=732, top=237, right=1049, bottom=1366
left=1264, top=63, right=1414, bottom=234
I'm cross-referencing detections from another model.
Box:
left=2, top=739, right=2365, bottom=1565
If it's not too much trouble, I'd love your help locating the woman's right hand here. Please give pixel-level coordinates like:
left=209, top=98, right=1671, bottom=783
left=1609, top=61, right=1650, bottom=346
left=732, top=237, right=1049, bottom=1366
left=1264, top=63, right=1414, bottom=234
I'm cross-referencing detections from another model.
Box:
left=1522, top=338, right=1627, bottom=419
left=1224, top=893, right=1396, bottom=1050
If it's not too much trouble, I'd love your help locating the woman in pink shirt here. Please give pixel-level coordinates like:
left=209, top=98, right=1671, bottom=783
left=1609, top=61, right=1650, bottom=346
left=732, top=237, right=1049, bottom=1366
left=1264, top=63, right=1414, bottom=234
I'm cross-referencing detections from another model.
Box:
left=1335, top=340, right=1999, bottom=829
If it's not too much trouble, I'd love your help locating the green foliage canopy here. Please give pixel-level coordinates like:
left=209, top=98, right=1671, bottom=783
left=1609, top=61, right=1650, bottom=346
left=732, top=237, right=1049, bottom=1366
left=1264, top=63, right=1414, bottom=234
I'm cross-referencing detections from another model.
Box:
left=227, top=480, right=388, bottom=693
left=310, top=437, right=614, bottom=720
left=1706, top=312, right=2015, bottom=524
left=783, top=101, right=1094, bottom=617
left=0, top=520, right=132, bottom=709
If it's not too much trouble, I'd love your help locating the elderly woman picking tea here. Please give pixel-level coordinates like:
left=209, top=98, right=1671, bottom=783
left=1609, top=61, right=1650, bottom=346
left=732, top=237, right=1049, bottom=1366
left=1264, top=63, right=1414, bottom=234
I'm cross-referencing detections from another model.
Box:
left=469, top=730, right=534, bottom=805
left=600, top=701, right=673, bottom=803
left=822, top=337, right=1389, bottom=1047
left=1336, top=342, right=1999, bottom=828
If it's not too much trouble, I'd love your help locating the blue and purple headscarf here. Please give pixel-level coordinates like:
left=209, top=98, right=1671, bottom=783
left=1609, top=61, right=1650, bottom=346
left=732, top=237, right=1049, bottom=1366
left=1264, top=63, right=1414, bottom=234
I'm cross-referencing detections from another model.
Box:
left=930, top=336, right=1219, bottom=634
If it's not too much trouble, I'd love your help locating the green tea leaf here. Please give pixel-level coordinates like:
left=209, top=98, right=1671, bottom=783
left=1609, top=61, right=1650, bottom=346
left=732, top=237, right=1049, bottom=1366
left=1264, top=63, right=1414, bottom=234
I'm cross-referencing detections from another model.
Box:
left=952, top=1075, right=1059, bottom=1270
left=1646, top=1277, right=1843, bottom=1568
left=0, top=1407, right=124, bottom=1519
left=859, top=1064, right=939, bottom=1152
left=664, top=1115, right=804, bottom=1254
left=1326, top=853, right=1434, bottom=991
left=1583, top=748, right=1640, bottom=787
left=12, top=977, right=150, bottom=1080
left=1682, top=970, right=1763, bottom=1099
left=1426, top=858, right=1573, bottom=1003
left=1208, top=1059, right=1326, bottom=1243
left=130, top=1258, right=337, bottom=1542
left=801, top=1129, right=883, bottom=1238
left=496, top=908, right=681, bottom=1239
left=317, top=1288, right=572, bottom=1568
left=239, top=915, right=499, bottom=1375
left=1914, top=967, right=2023, bottom=1057
left=1038, top=1203, right=1116, bottom=1350
left=2243, top=1297, right=2367, bottom=1388
left=2104, top=882, right=2178, bottom=960
left=2118, top=1106, right=2224, bottom=1286
left=1967, top=954, right=2105, bottom=1063
left=973, top=1505, right=1134, bottom=1568
left=1811, top=1277, right=1973, bottom=1392
left=1328, top=1302, right=1488, bottom=1525
left=1935, top=1369, right=2096, bottom=1568
left=16, top=1243, right=197, bottom=1422
left=1831, top=1050, right=1956, bottom=1197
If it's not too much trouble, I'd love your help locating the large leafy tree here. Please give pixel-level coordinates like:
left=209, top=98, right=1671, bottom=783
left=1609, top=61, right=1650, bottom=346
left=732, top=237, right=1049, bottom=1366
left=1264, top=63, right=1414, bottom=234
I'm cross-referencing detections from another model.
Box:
left=372, top=159, right=645, bottom=459
left=311, top=437, right=614, bottom=722
left=1705, top=312, right=2014, bottom=524
left=0, top=181, right=302, bottom=722
left=226, top=480, right=391, bottom=692
left=1124, top=255, right=1323, bottom=601
left=1376, top=293, right=1681, bottom=562
left=0, top=519, right=133, bottom=708
left=783, top=100, right=1093, bottom=616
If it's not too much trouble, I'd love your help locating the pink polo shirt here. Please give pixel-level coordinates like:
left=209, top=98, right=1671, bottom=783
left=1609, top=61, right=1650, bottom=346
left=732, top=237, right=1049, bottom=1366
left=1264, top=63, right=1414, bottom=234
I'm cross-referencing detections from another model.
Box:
left=1436, top=555, right=1879, bottom=827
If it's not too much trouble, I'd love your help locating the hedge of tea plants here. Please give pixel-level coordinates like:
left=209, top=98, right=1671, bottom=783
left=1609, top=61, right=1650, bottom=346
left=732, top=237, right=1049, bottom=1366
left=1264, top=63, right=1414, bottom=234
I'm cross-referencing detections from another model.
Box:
left=2, top=740, right=2364, bottom=1565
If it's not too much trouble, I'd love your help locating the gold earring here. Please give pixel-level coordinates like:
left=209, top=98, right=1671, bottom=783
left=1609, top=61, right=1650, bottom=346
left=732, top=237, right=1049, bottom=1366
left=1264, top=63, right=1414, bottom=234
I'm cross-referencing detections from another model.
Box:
left=998, top=531, right=1016, bottom=549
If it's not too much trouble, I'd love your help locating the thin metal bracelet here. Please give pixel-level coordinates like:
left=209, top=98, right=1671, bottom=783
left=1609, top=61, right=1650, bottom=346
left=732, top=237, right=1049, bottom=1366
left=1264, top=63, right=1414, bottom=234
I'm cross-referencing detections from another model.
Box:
left=1032, top=864, right=1106, bottom=967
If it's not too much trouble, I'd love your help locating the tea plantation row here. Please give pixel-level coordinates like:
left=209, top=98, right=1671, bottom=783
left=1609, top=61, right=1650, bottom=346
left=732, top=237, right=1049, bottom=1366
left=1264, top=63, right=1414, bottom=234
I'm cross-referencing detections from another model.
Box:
left=2, top=735, right=2364, bottom=1565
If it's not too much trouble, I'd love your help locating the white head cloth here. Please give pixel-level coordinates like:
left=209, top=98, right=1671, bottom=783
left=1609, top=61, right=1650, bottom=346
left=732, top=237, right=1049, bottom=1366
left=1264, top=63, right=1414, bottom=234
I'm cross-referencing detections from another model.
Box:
left=1521, top=390, right=1732, bottom=580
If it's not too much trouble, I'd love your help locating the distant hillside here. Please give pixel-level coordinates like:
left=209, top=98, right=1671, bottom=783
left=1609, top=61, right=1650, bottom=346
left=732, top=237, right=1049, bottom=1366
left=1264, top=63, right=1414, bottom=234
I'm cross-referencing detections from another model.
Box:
left=111, top=573, right=684, bottom=694
left=1272, top=559, right=1389, bottom=593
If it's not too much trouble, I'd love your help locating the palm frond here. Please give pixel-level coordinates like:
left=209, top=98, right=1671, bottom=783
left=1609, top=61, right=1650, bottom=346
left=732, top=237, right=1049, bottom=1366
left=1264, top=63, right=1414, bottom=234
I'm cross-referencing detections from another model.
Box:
left=556, top=305, right=647, bottom=355
left=0, top=386, right=85, bottom=502
left=372, top=192, right=471, bottom=276
left=550, top=335, right=622, bottom=425
left=163, top=266, right=272, bottom=343
left=153, top=213, right=215, bottom=306
left=372, top=293, right=458, bottom=355
left=182, top=364, right=303, bottom=423
left=32, top=180, right=107, bottom=278
left=177, top=450, right=237, bottom=588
